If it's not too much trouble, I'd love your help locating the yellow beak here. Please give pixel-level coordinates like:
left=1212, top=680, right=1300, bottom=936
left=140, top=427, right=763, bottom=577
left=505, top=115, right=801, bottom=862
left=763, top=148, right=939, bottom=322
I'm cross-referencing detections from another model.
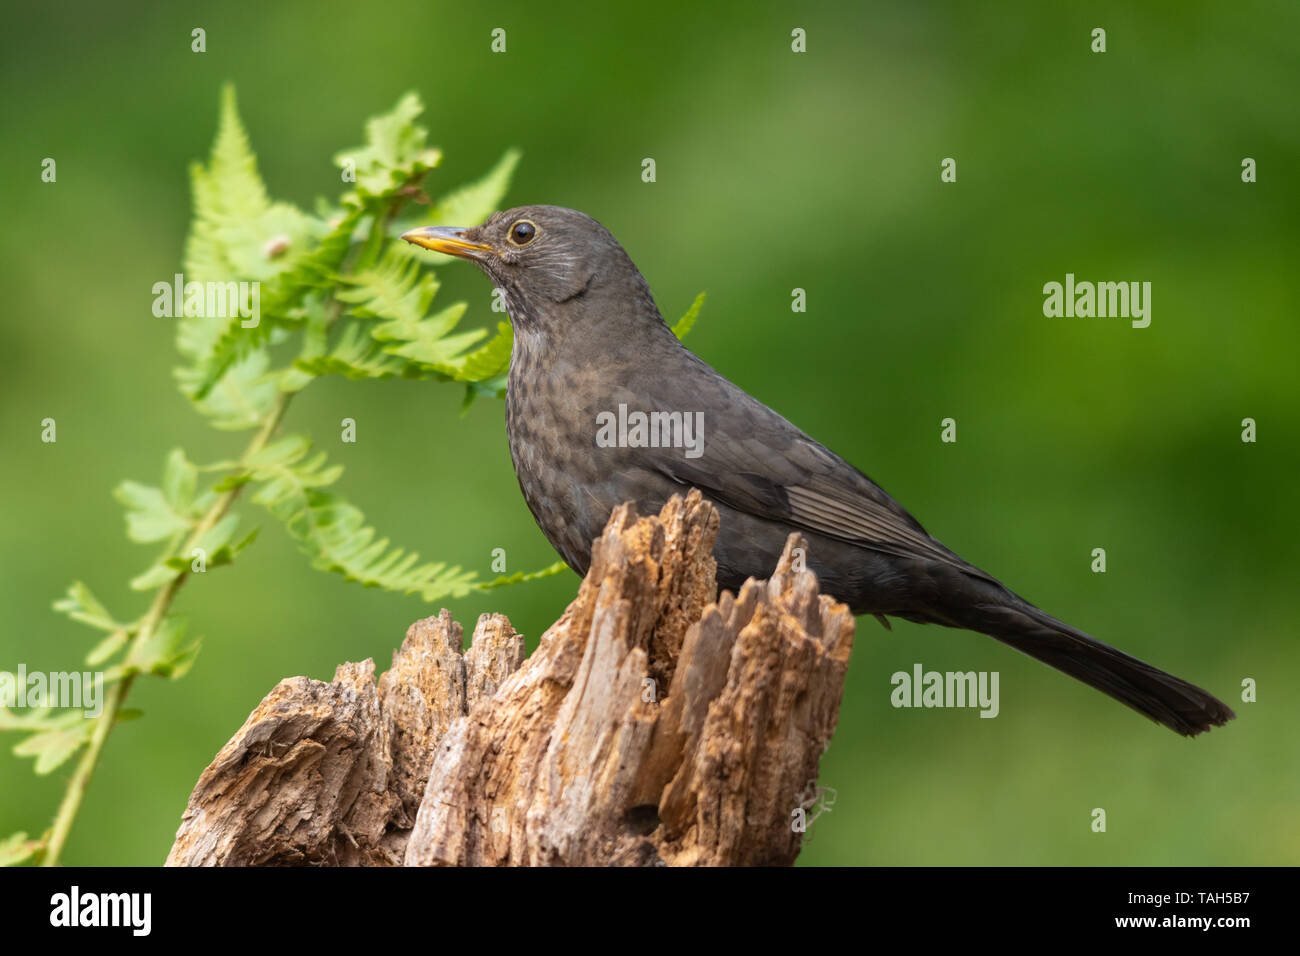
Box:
left=399, top=226, right=492, bottom=259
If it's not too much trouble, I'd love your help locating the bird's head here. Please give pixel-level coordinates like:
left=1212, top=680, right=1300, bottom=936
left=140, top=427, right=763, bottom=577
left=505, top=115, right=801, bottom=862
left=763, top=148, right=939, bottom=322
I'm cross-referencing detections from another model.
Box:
left=401, top=205, right=660, bottom=338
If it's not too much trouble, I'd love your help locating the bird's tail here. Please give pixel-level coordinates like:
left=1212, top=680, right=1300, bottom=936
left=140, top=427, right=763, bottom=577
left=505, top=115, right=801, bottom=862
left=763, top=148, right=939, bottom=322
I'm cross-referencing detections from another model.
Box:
left=956, top=599, right=1235, bottom=736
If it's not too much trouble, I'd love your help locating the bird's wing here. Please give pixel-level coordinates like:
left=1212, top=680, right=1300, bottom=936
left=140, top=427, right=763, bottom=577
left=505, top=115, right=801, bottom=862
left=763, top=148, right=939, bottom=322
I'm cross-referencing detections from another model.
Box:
left=620, top=351, right=998, bottom=583
left=658, top=436, right=994, bottom=579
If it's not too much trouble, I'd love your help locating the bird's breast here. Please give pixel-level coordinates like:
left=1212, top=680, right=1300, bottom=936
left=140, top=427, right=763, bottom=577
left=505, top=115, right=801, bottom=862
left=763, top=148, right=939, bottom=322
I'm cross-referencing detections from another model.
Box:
left=505, top=356, right=620, bottom=575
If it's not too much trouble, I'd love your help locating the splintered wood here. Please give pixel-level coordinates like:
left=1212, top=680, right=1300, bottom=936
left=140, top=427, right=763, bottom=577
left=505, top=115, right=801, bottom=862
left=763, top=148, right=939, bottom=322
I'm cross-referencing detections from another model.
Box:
left=166, top=491, right=855, bottom=867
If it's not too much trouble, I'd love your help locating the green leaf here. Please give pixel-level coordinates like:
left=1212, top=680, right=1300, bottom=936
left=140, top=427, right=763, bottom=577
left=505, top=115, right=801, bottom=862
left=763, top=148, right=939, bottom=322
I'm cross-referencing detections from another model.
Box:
left=334, top=92, right=441, bottom=205
left=86, top=629, right=130, bottom=666
left=336, top=244, right=495, bottom=373
left=475, top=561, right=571, bottom=590
left=192, top=513, right=240, bottom=555
left=161, top=448, right=199, bottom=513
left=250, top=449, right=479, bottom=601
left=672, top=291, right=706, bottom=340
left=0, top=705, right=63, bottom=731
left=179, top=85, right=273, bottom=358
left=278, top=294, right=332, bottom=393
left=292, top=322, right=428, bottom=382
left=178, top=84, right=363, bottom=410
left=184, top=208, right=360, bottom=405
left=114, top=480, right=194, bottom=543
left=339, top=244, right=439, bottom=325
left=433, top=321, right=512, bottom=383
left=98, top=664, right=135, bottom=685
left=217, top=526, right=261, bottom=566
left=246, top=435, right=312, bottom=470
left=52, top=582, right=122, bottom=632
left=13, top=714, right=94, bottom=776
left=129, top=563, right=182, bottom=591
left=163, top=516, right=256, bottom=571
left=460, top=373, right=509, bottom=413
left=176, top=349, right=280, bottom=431
left=384, top=324, right=485, bottom=367
left=251, top=450, right=344, bottom=500
left=212, top=471, right=255, bottom=492
left=187, top=86, right=270, bottom=253
left=129, top=617, right=200, bottom=679
left=0, top=831, right=42, bottom=867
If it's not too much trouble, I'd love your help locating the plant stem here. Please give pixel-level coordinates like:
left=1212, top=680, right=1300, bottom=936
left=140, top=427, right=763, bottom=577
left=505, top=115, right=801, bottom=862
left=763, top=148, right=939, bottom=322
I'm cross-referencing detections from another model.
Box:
left=41, top=391, right=292, bottom=866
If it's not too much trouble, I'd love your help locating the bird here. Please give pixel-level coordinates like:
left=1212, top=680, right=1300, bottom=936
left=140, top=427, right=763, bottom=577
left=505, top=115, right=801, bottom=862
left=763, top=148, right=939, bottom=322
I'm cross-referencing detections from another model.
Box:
left=402, top=205, right=1235, bottom=737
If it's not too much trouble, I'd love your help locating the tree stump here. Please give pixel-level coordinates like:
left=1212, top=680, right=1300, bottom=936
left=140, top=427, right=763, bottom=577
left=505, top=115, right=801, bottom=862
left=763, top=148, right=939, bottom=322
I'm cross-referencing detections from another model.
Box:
left=166, top=490, right=855, bottom=867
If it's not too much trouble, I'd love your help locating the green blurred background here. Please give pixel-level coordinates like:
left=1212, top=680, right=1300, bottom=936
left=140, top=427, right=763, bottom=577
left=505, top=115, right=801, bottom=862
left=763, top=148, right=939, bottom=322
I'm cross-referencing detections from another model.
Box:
left=2, top=0, right=1296, bottom=865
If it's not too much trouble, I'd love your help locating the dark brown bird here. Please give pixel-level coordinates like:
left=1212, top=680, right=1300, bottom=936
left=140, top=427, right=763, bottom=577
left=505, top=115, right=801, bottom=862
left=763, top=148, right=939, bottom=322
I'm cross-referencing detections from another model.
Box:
left=402, top=205, right=1235, bottom=737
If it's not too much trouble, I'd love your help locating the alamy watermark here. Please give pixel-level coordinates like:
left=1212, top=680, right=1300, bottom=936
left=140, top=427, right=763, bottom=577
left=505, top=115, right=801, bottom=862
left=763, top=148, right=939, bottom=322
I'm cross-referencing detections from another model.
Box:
left=890, top=662, right=999, bottom=718
left=152, top=273, right=260, bottom=327
left=1042, top=273, right=1150, bottom=328
left=1, top=665, right=103, bottom=718
left=595, top=403, right=704, bottom=459
left=49, top=886, right=150, bottom=936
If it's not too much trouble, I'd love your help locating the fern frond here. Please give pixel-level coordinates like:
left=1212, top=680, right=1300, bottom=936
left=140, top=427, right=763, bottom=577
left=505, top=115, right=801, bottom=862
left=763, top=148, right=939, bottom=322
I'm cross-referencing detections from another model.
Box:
left=337, top=244, right=490, bottom=368
left=292, top=323, right=427, bottom=382
left=185, top=208, right=362, bottom=403
left=432, top=320, right=512, bottom=383
left=249, top=443, right=479, bottom=601
left=176, top=349, right=279, bottom=431
left=333, top=92, right=441, bottom=206
left=475, top=561, right=570, bottom=590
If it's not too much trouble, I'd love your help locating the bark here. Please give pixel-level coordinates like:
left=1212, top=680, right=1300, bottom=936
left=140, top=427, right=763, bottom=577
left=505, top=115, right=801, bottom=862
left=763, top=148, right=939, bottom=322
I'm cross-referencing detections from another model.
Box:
left=166, top=490, right=855, bottom=867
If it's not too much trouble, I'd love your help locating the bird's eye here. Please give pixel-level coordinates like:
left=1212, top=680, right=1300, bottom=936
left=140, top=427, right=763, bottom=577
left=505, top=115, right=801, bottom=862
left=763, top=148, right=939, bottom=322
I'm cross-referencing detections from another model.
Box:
left=507, top=219, right=538, bottom=246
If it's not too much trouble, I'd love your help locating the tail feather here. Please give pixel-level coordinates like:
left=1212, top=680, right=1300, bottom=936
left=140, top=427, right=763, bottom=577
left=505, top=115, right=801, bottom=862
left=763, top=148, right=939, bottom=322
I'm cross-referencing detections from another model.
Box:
left=969, top=602, right=1235, bottom=737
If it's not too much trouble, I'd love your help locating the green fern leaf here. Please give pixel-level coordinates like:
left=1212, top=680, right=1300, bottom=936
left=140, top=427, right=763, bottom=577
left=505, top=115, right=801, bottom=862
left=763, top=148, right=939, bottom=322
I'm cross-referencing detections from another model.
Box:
left=430, top=320, right=512, bottom=383
left=52, top=582, right=124, bottom=633
left=86, top=629, right=131, bottom=667
left=338, top=244, right=437, bottom=326
left=0, top=831, right=42, bottom=867
left=113, top=480, right=196, bottom=543
left=336, top=245, right=490, bottom=371
left=334, top=92, right=441, bottom=205
left=476, top=561, right=570, bottom=590
left=11, top=712, right=95, bottom=776
left=185, top=208, right=361, bottom=404
left=293, top=323, right=425, bottom=382
left=672, top=291, right=706, bottom=339
left=128, top=616, right=200, bottom=679
left=178, top=85, right=363, bottom=407
left=248, top=448, right=479, bottom=601
left=175, top=350, right=279, bottom=431
left=179, top=84, right=271, bottom=360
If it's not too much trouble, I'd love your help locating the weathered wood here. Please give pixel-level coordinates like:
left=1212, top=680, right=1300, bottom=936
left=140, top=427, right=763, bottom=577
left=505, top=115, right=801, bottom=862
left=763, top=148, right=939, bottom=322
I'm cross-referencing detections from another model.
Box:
left=167, top=491, right=854, bottom=867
